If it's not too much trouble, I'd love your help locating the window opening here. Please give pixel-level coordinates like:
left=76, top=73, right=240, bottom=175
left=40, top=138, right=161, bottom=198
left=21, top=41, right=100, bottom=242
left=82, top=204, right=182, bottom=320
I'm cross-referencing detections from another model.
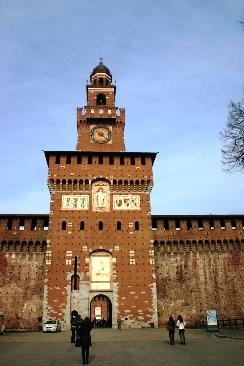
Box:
left=7, top=218, right=12, bottom=230
left=31, top=218, right=37, bottom=231
left=96, top=93, right=106, bottom=105
left=152, top=217, right=157, bottom=231
left=109, top=155, right=114, bottom=164
left=198, top=219, right=203, bottom=230
left=88, top=155, right=92, bottom=164
left=77, top=155, right=82, bottom=164
left=19, top=218, right=25, bottom=230
left=99, top=155, right=103, bottom=164
left=187, top=219, right=192, bottom=230
left=175, top=219, right=180, bottom=230
left=120, top=155, right=124, bottom=165
left=66, top=155, right=71, bottom=164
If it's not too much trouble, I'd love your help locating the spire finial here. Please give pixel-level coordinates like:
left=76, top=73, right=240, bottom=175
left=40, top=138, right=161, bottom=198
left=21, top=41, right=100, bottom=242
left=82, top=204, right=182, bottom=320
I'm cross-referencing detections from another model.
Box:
left=99, top=56, right=103, bottom=63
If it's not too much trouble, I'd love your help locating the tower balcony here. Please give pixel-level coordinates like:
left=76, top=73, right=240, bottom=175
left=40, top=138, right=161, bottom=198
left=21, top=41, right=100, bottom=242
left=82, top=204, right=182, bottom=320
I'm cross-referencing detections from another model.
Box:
left=77, top=107, right=125, bottom=120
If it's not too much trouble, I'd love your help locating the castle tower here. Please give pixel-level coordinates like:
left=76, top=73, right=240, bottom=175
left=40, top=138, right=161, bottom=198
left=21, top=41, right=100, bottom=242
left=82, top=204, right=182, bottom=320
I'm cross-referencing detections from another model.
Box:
left=43, top=60, right=158, bottom=328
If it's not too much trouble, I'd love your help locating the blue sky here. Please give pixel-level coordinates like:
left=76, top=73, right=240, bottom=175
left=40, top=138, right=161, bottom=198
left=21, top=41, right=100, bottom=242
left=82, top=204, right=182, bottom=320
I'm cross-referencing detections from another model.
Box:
left=0, top=0, right=243, bottom=215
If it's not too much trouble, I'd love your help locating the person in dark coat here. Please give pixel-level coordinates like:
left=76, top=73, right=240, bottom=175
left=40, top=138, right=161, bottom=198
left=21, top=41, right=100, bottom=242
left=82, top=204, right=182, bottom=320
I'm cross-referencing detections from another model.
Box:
left=80, top=317, right=93, bottom=364
left=167, top=315, right=176, bottom=345
left=70, top=315, right=77, bottom=343
left=75, top=314, right=83, bottom=347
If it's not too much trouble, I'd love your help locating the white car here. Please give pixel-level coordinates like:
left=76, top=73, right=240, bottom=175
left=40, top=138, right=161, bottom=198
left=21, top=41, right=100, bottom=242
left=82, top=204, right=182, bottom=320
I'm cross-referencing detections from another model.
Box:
left=43, top=319, right=61, bottom=333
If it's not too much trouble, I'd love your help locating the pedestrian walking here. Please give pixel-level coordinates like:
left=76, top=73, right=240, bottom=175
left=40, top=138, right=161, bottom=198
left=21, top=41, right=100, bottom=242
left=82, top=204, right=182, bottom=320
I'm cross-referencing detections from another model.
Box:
left=75, top=314, right=83, bottom=347
left=70, top=314, right=77, bottom=343
left=117, top=317, right=122, bottom=330
left=79, top=317, right=93, bottom=365
left=176, top=314, right=186, bottom=344
left=167, top=315, right=176, bottom=345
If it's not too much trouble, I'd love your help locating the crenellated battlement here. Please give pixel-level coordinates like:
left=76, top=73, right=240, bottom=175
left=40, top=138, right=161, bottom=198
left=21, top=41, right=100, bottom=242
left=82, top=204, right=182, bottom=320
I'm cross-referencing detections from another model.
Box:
left=77, top=106, right=125, bottom=120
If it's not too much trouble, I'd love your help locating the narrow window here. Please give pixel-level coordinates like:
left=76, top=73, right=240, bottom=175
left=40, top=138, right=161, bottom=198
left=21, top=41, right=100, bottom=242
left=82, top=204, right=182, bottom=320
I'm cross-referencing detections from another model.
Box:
left=231, top=219, right=236, bottom=229
left=209, top=218, right=214, bottom=230
left=71, top=275, right=80, bottom=291
left=135, top=221, right=139, bottom=230
left=198, top=219, right=203, bottom=230
left=80, top=221, right=85, bottom=230
left=187, top=219, right=192, bottom=230
left=88, top=155, right=92, bottom=164
left=99, top=78, right=103, bottom=85
left=109, top=155, right=114, bottom=164
left=66, top=155, right=71, bottom=164
left=120, top=155, right=124, bottom=165
left=131, top=156, right=135, bottom=165
left=98, top=221, right=103, bottom=230
left=220, top=219, right=226, bottom=230
left=55, top=155, right=60, bottom=164
left=141, top=156, right=146, bottom=165
left=31, top=218, right=37, bottom=231
left=175, top=219, right=180, bottom=230
left=164, top=219, right=169, bottom=230
left=7, top=218, right=12, bottom=230
left=62, top=221, right=66, bottom=230
left=152, top=217, right=157, bottom=231
left=117, top=221, right=121, bottom=230
left=19, top=218, right=25, bottom=230
left=77, top=155, right=82, bottom=164
left=99, top=155, right=103, bottom=164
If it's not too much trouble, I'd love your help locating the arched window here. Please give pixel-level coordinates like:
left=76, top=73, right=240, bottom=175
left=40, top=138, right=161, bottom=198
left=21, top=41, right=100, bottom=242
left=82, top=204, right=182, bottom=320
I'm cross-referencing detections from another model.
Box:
left=99, top=78, right=103, bottom=85
left=117, top=221, right=121, bottom=230
left=80, top=221, right=85, bottom=230
left=135, top=221, right=139, bottom=230
left=62, top=221, right=66, bottom=230
left=99, top=221, right=103, bottom=230
left=96, top=93, right=106, bottom=105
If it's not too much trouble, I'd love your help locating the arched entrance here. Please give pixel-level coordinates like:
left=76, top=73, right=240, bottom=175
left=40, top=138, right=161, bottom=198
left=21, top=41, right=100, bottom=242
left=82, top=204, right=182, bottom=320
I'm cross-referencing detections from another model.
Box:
left=90, top=294, right=112, bottom=328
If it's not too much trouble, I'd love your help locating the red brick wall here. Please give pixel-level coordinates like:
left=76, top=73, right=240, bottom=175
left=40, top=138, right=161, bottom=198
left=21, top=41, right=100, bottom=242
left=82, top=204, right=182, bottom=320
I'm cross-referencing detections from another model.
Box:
left=0, top=215, right=47, bottom=330
left=152, top=215, right=244, bottom=326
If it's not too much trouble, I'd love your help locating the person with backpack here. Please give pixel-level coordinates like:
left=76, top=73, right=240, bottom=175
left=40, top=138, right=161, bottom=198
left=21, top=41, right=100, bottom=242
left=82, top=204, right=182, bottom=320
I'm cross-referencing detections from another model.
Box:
left=167, top=315, right=176, bottom=345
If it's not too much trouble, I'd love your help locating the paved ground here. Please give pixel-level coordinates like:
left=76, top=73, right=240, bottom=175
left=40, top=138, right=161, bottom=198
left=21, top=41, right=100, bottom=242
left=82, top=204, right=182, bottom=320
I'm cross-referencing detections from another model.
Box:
left=0, top=328, right=243, bottom=366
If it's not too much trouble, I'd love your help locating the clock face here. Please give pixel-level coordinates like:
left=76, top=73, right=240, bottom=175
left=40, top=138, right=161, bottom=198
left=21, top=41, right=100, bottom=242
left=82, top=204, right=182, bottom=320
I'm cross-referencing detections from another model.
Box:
left=90, top=125, right=112, bottom=143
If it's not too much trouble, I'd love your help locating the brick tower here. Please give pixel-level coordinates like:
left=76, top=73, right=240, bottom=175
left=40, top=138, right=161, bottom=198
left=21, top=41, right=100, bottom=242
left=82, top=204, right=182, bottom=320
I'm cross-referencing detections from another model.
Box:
left=43, top=60, right=158, bottom=328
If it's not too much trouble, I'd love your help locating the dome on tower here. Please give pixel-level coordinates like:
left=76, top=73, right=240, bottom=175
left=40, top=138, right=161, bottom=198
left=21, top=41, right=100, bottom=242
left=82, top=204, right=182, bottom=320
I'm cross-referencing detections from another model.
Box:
left=90, top=59, right=112, bottom=83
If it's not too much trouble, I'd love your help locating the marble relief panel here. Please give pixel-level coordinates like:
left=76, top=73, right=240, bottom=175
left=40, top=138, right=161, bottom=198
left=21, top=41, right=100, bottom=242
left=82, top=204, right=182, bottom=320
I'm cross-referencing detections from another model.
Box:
left=113, top=195, right=140, bottom=210
left=62, top=195, right=89, bottom=210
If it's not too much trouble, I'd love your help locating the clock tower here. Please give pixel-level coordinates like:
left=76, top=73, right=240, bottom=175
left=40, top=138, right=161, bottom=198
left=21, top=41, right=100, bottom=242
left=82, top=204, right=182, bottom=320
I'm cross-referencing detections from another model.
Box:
left=76, top=59, right=125, bottom=152
left=43, top=60, right=158, bottom=328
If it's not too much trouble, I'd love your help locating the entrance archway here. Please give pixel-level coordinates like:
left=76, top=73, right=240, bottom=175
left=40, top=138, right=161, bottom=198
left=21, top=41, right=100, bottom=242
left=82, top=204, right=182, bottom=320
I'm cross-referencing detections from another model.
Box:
left=90, top=294, right=112, bottom=328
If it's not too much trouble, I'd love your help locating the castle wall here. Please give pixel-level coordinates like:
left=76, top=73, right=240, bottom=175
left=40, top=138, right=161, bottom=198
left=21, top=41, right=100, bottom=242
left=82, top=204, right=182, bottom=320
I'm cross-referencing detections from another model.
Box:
left=0, top=214, right=243, bottom=330
left=0, top=215, right=47, bottom=330
left=152, top=215, right=244, bottom=325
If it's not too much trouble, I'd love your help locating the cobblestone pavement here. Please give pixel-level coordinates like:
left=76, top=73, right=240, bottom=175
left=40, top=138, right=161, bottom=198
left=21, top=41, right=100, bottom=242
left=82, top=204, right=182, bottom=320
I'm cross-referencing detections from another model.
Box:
left=0, top=328, right=243, bottom=366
